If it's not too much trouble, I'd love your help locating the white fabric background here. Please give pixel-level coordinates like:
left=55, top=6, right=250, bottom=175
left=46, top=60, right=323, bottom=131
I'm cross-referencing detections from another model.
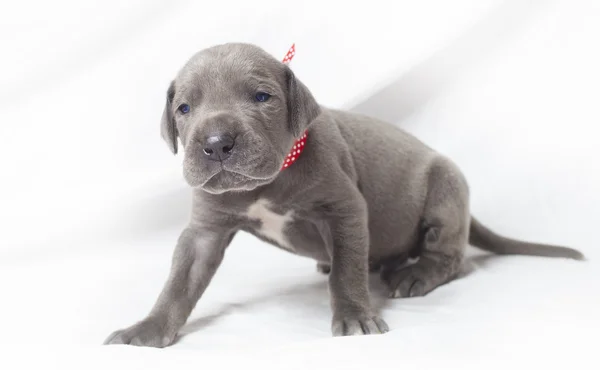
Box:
left=0, top=0, right=598, bottom=369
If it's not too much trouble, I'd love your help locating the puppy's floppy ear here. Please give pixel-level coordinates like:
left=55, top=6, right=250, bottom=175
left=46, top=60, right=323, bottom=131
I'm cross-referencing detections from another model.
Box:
left=160, top=81, right=178, bottom=154
left=285, top=66, right=321, bottom=137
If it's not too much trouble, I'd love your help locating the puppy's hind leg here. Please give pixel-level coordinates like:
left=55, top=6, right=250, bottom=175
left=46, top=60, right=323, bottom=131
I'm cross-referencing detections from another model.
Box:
left=382, top=158, right=470, bottom=298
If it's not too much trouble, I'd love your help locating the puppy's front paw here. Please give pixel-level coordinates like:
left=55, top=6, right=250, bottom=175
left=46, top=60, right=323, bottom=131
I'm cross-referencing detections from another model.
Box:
left=331, top=314, right=389, bottom=336
left=104, top=317, right=174, bottom=348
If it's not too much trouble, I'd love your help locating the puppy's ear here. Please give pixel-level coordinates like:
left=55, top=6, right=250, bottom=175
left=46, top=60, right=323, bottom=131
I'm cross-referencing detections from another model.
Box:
left=285, top=66, right=321, bottom=137
left=160, top=81, right=178, bottom=154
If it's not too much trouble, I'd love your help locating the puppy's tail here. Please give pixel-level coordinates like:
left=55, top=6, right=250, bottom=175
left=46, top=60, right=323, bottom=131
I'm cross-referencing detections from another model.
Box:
left=468, top=216, right=585, bottom=260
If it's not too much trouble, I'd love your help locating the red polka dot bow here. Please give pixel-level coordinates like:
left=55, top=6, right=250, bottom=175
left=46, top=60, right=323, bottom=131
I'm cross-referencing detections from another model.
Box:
left=281, top=131, right=307, bottom=171
left=282, top=43, right=296, bottom=64
left=280, top=43, right=306, bottom=171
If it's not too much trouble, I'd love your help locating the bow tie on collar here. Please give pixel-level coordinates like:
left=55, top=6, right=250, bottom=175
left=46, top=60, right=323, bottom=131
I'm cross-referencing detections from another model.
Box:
left=281, top=131, right=308, bottom=171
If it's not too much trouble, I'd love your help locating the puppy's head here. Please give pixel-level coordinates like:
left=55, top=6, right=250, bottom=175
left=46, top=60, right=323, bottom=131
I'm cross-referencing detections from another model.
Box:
left=160, top=43, right=321, bottom=194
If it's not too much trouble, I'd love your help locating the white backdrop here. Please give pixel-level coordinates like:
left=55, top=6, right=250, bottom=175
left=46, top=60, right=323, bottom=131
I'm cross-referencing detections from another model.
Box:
left=1, top=0, right=599, bottom=369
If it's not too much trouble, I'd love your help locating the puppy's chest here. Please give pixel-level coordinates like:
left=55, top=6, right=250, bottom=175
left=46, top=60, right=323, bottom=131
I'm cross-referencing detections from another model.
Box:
left=245, top=199, right=295, bottom=250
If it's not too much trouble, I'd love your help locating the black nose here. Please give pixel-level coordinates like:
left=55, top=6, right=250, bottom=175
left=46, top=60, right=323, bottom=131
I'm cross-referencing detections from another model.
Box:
left=202, top=134, right=235, bottom=161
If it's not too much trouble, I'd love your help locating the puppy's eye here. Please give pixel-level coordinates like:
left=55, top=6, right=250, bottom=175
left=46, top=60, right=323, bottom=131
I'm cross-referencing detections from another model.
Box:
left=178, top=104, right=190, bottom=114
left=255, top=92, right=271, bottom=102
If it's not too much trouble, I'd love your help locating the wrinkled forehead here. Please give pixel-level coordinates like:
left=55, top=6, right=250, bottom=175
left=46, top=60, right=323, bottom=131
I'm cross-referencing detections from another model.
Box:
left=173, top=45, right=285, bottom=98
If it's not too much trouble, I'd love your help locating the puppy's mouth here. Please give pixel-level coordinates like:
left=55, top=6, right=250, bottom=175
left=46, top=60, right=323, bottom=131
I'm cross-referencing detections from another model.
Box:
left=204, top=167, right=275, bottom=185
left=200, top=168, right=277, bottom=194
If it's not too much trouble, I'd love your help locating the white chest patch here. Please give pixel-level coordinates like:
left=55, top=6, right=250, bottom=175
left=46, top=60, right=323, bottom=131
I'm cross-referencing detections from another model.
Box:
left=246, top=199, right=294, bottom=251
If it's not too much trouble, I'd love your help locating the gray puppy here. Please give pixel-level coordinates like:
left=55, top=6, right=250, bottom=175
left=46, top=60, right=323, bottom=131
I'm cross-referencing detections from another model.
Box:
left=104, top=43, right=583, bottom=347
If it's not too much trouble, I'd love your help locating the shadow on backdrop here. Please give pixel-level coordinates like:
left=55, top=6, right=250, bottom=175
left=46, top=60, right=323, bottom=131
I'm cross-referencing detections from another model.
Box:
left=177, top=274, right=398, bottom=341
left=350, top=0, right=549, bottom=123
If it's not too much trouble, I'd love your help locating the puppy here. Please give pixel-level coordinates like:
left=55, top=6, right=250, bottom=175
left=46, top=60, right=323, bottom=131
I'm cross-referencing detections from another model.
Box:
left=105, top=43, right=583, bottom=347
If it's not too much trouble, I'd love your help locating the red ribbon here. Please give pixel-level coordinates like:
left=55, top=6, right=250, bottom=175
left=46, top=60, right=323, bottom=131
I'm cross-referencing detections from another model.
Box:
left=282, top=43, right=296, bottom=64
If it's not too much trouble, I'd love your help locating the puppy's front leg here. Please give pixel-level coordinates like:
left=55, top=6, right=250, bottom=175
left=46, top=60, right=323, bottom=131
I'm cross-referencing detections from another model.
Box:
left=327, top=195, right=389, bottom=336
left=104, top=226, right=233, bottom=347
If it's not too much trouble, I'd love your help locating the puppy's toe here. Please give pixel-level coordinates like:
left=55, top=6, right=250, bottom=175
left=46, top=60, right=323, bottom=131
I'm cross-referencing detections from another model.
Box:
left=385, top=266, right=428, bottom=298
left=331, top=315, right=389, bottom=336
left=104, top=318, right=173, bottom=348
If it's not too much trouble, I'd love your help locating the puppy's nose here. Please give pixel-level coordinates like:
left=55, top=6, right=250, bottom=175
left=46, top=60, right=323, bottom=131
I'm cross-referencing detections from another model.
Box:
left=202, top=134, right=235, bottom=161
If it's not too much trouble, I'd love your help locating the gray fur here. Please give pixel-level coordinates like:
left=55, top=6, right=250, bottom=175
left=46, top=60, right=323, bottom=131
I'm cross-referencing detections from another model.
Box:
left=105, top=43, right=583, bottom=346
